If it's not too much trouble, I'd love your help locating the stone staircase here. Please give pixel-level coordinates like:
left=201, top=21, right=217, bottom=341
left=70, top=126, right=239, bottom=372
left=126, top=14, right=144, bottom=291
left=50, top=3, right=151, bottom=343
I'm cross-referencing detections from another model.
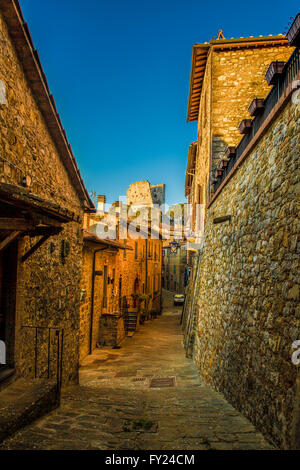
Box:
left=125, top=310, right=139, bottom=333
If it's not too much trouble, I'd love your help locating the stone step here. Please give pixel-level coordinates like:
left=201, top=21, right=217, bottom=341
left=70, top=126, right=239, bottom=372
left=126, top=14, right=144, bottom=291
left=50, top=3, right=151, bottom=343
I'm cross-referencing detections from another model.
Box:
left=0, top=378, right=59, bottom=444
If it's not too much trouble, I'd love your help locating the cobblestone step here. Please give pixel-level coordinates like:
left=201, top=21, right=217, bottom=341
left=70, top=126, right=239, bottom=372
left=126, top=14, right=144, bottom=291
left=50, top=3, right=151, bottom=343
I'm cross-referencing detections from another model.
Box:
left=0, top=378, right=59, bottom=444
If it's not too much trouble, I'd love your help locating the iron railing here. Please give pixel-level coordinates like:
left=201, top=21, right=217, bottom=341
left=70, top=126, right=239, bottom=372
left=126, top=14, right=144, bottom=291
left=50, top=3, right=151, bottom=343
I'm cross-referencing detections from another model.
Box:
left=213, top=47, right=300, bottom=193
left=21, top=325, right=64, bottom=392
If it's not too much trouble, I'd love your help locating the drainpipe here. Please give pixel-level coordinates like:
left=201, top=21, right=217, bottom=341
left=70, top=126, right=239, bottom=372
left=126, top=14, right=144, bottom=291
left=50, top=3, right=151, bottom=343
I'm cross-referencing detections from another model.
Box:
left=145, top=239, right=148, bottom=295
left=89, top=247, right=107, bottom=355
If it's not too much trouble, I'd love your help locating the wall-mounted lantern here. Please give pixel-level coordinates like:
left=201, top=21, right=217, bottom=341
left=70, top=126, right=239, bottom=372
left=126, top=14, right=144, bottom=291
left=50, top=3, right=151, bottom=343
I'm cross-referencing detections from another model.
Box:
left=170, top=241, right=180, bottom=254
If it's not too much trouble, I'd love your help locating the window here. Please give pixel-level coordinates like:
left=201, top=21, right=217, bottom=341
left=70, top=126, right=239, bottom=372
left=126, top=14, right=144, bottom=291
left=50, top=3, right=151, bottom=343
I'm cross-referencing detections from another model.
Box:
left=123, top=240, right=127, bottom=259
left=135, top=241, right=138, bottom=260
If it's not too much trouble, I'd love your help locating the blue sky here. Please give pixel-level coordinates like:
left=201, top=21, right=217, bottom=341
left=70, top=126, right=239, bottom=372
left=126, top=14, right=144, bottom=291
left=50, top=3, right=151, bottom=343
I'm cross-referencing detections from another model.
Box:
left=20, top=0, right=298, bottom=205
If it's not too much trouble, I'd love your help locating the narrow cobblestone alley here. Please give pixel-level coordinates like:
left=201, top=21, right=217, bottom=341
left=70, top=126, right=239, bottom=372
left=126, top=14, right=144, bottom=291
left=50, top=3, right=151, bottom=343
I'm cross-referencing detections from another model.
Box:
left=1, top=294, right=274, bottom=450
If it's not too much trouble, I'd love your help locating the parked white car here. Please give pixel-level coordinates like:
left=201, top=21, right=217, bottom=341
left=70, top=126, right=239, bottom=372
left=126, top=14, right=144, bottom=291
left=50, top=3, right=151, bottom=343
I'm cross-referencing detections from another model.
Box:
left=174, top=294, right=185, bottom=306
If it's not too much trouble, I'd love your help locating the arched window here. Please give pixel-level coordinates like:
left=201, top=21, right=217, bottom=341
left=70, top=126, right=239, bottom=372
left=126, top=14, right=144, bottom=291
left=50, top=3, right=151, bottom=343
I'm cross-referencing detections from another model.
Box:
left=0, top=80, right=7, bottom=105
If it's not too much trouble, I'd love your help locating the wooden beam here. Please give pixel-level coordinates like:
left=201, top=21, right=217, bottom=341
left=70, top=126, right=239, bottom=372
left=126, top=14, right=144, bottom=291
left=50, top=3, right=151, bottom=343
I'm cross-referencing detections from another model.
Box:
left=213, top=215, right=232, bottom=224
left=27, top=226, right=62, bottom=238
left=31, top=214, right=62, bottom=228
left=0, top=218, right=35, bottom=231
left=0, top=232, right=21, bottom=253
left=21, top=234, right=52, bottom=263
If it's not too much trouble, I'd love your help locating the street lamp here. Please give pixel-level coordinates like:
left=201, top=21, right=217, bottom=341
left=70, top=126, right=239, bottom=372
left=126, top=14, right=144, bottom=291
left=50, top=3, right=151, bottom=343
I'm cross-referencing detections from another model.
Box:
left=170, top=241, right=180, bottom=254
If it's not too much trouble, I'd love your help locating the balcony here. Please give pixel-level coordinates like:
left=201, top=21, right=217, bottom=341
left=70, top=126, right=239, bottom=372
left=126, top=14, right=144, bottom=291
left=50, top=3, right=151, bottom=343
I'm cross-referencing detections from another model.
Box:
left=213, top=47, right=300, bottom=196
left=238, top=119, right=253, bottom=135
left=248, top=98, right=265, bottom=117
left=265, top=61, right=285, bottom=85
left=287, top=13, right=300, bottom=46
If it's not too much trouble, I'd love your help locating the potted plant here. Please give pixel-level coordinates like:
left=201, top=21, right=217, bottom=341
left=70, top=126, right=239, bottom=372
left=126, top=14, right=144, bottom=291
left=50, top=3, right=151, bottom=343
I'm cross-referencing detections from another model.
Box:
left=286, top=14, right=300, bottom=46
left=131, top=292, right=140, bottom=309
left=238, top=119, right=252, bottom=135
left=215, top=169, right=223, bottom=178
left=248, top=98, right=265, bottom=117
left=150, top=309, right=158, bottom=320
left=265, top=61, right=285, bottom=86
left=138, top=293, right=149, bottom=305
left=140, top=308, right=148, bottom=324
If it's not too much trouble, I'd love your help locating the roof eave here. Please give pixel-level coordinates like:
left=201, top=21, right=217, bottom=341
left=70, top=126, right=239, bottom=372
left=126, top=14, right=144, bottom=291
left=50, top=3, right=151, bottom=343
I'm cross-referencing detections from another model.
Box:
left=187, top=44, right=210, bottom=122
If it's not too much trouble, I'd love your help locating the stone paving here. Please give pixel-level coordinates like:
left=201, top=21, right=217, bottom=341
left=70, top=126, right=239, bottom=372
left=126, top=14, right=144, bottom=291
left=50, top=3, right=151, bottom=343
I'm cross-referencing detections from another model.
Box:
left=1, top=295, right=274, bottom=450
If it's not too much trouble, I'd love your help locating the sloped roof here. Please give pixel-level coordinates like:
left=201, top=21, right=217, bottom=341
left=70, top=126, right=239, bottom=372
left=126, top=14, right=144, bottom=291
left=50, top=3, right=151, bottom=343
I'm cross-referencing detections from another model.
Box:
left=187, top=35, right=289, bottom=122
left=83, top=230, right=132, bottom=250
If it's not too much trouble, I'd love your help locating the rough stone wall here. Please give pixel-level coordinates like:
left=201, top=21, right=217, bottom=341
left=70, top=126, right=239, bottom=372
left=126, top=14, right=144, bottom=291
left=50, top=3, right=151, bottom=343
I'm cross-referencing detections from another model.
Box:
left=191, top=98, right=300, bottom=449
left=0, top=11, right=84, bottom=384
left=126, top=181, right=154, bottom=206
left=150, top=184, right=165, bottom=206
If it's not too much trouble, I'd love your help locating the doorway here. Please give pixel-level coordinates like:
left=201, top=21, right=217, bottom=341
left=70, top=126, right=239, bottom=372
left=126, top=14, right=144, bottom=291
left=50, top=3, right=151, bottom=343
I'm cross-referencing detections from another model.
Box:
left=0, top=240, right=18, bottom=371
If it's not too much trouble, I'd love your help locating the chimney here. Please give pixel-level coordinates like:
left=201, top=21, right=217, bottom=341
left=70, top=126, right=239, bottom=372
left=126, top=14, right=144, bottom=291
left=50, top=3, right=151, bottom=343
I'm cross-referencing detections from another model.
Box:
left=97, top=195, right=106, bottom=214
left=111, top=201, right=121, bottom=215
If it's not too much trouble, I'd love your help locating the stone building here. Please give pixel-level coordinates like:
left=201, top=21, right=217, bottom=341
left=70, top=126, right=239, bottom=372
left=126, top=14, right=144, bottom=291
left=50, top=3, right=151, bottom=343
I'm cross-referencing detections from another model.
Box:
left=0, top=0, right=93, bottom=395
left=127, top=181, right=165, bottom=207
left=185, top=34, right=293, bottom=223
left=79, top=184, right=163, bottom=361
left=162, top=242, right=187, bottom=294
left=183, top=27, right=300, bottom=449
left=79, top=231, right=130, bottom=363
